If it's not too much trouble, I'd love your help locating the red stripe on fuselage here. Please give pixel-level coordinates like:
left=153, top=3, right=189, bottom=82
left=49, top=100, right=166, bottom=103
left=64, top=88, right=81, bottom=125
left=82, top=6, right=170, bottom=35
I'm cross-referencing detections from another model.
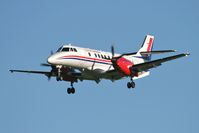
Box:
left=59, top=55, right=111, bottom=63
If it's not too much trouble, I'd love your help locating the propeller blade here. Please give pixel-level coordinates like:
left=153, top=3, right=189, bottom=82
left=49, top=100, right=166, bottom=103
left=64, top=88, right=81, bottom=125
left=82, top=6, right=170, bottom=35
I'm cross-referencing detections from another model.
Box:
left=110, top=45, right=137, bottom=65
left=51, top=50, right=53, bottom=55
left=47, top=76, right=51, bottom=81
left=46, top=72, right=53, bottom=81
left=118, top=52, right=137, bottom=58
left=40, top=63, right=51, bottom=67
left=111, top=45, right=115, bottom=58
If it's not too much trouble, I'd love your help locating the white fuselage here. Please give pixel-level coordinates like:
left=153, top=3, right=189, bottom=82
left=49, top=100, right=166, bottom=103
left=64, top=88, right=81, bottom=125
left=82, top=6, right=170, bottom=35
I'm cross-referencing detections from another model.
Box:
left=47, top=45, right=148, bottom=80
left=48, top=45, right=143, bottom=70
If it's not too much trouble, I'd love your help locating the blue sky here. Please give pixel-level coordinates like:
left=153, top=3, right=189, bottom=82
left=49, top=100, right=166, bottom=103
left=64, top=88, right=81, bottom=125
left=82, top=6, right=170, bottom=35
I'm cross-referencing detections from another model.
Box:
left=0, top=0, right=198, bottom=133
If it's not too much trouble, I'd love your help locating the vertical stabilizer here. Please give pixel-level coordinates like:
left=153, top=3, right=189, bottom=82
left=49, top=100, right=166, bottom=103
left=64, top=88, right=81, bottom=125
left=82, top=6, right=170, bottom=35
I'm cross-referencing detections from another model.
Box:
left=136, top=35, right=154, bottom=61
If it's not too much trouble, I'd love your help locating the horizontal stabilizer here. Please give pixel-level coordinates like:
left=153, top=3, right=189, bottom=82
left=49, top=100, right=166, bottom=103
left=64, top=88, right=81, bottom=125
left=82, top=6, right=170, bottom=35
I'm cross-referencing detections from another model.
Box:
left=140, top=50, right=176, bottom=55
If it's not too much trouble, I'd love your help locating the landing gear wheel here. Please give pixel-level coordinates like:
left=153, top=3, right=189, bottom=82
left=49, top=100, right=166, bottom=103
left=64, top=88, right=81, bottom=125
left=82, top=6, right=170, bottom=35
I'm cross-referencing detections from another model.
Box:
left=67, top=82, right=76, bottom=94
left=71, top=87, right=75, bottom=94
left=127, top=81, right=135, bottom=89
left=67, top=88, right=71, bottom=94
left=127, top=82, right=132, bottom=89
left=131, top=81, right=135, bottom=88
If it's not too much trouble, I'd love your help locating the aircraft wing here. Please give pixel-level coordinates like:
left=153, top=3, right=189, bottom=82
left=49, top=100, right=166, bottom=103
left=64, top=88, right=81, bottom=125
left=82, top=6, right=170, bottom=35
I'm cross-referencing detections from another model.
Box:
left=10, top=70, right=51, bottom=75
left=9, top=69, right=89, bottom=81
left=132, top=53, right=190, bottom=72
left=9, top=70, right=54, bottom=77
left=103, top=69, right=125, bottom=80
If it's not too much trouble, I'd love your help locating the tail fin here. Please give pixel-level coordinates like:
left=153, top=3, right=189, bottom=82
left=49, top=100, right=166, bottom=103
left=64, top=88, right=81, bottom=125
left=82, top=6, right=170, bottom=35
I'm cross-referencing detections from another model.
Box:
left=136, top=35, right=154, bottom=61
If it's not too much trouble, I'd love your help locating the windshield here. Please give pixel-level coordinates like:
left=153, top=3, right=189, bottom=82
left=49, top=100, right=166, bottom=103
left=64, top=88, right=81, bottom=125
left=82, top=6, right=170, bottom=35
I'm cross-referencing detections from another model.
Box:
left=57, top=46, right=78, bottom=52
left=61, top=47, right=70, bottom=52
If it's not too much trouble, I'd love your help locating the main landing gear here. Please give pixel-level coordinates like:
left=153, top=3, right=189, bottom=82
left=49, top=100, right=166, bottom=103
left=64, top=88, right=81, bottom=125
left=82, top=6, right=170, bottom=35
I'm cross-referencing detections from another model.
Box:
left=67, top=82, right=75, bottom=94
left=127, top=78, right=135, bottom=89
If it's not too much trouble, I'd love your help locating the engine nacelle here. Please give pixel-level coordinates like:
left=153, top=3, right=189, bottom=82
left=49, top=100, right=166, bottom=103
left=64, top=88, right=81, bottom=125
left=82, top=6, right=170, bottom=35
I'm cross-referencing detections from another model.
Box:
left=56, top=66, right=78, bottom=82
left=116, top=57, right=133, bottom=76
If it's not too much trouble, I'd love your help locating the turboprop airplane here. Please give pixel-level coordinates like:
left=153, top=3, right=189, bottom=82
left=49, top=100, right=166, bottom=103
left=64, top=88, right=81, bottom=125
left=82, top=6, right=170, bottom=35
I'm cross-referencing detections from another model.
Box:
left=10, top=35, right=189, bottom=94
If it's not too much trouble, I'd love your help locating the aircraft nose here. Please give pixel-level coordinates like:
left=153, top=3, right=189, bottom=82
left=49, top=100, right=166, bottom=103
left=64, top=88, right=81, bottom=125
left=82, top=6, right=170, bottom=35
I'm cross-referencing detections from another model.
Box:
left=47, top=56, right=55, bottom=64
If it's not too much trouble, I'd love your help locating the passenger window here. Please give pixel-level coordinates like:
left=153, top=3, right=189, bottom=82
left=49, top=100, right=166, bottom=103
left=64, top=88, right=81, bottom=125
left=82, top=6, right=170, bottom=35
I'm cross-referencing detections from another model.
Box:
left=94, top=53, right=97, bottom=57
left=88, top=52, right=91, bottom=56
left=104, top=55, right=107, bottom=59
left=73, top=48, right=77, bottom=52
left=98, top=54, right=100, bottom=58
left=73, top=48, right=76, bottom=52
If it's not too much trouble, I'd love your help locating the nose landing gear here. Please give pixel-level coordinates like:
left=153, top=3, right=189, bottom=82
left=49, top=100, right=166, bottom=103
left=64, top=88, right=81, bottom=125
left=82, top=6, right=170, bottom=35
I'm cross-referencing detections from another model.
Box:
left=67, top=82, right=76, bottom=94
left=56, top=66, right=63, bottom=81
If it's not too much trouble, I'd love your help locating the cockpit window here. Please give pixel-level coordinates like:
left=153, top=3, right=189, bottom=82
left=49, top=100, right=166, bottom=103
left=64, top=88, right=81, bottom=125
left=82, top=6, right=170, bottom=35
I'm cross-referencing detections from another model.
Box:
left=60, top=47, right=78, bottom=52
left=73, top=48, right=77, bottom=52
left=62, top=47, right=70, bottom=52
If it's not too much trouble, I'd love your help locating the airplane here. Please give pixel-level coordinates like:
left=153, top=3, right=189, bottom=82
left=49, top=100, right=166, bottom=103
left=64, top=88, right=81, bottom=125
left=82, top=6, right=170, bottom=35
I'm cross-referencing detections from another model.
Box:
left=9, top=35, right=190, bottom=94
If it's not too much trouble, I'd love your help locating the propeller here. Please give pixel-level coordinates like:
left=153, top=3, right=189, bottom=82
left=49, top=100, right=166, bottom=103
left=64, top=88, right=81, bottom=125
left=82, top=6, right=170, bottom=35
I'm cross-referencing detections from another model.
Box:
left=47, top=73, right=52, bottom=81
left=40, top=63, right=51, bottom=67
left=40, top=62, right=57, bottom=81
left=111, top=45, right=115, bottom=58
left=40, top=50, right=55, bottom=80
left=41, top=64, right=53, bottom=81
left=40, top=50, right=64, bottom=81
left=110, top=45, right=137, bottom=62
left=51, top=50, right=53, bottom=55
left=110, top=45, right=117, bottom=64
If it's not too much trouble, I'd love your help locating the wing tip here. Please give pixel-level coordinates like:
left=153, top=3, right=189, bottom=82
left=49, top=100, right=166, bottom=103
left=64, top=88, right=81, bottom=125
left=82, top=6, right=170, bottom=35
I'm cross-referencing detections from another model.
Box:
left=9, top=70, right=14, bottom=73
left=184, top=52, right=190, bottom=56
